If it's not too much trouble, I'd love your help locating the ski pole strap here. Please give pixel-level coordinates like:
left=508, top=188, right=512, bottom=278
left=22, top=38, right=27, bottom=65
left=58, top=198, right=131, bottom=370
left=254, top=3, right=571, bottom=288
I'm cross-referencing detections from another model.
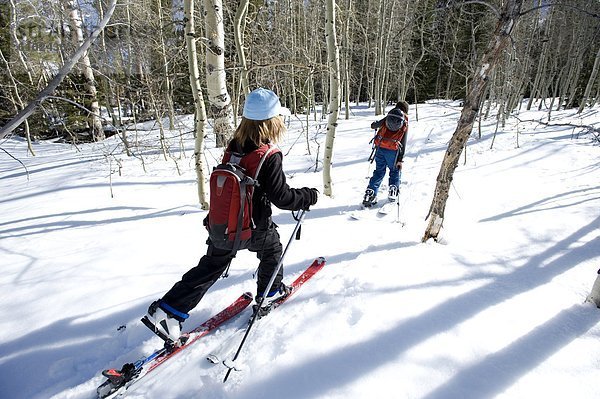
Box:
left=221, top=258, right=233, bottom=279
left=292, top=210, right=303, bottom=240
left=368, top=146, right=376, bottom=163
left=369, top=128, right=377, bottom=144
left=368, top=129, right=378, bottom=163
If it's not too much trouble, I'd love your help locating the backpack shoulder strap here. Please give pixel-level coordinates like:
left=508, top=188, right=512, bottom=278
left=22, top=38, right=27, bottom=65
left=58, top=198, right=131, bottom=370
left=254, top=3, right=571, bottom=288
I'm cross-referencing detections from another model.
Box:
left=222, top=141, right=244, bottom=165
left=253, top=144, right=280, bottom=179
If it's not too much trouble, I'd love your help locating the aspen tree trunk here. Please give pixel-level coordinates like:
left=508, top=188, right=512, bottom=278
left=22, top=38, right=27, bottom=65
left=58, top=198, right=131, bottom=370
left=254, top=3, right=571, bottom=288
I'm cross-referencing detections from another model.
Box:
left=373, top=0, right=385, bottom=115
left=233, top=0, right=250, bottom=96
left=558, top=31, right=579, bottom=111
left=593, top=84, right=600, bottom=108
left=527, top=9, right=553, bottom=110
left=0, top=0, right=116, bottom=141
left=0, top=48, right=35, bottom=155
left=124, top=1, right=135, bottom=109
left=68, top=0, right=104, bottom=141
left=423, top=0, right=524, bottom=242
left=288, top=0, right=298, bottom=114
left=342, top=0, right=352, bottom=119
left=507, top=22, right=535, bottom=114
left=379, top=1, right=394, bottom=108
left=323, top=0, right=340, bottom=197
left=156, top=0, right=176, bottom=130
left=8, top=0, right=33, bottom=87
left=6, top=0, right=34, bottom=155
left=355, top=21, right=368, bottom=106
left=96, top=0, right=115, bottom=127
left=566, top=57, right=582, bottom=110
left=578, top=45, right=600, bottom=113
left=445, top=7, right=464, bottom=99
left=320, top=47, right=329, bottom=120
left=184, top=0, right=209, bottom=209
left=434, top=15, right=450, bottom=99
left=204, top=0, right=234, bottom=148
left=398, top=1, right=412, bottom=101
left=405, top=17, right=425, bottom=102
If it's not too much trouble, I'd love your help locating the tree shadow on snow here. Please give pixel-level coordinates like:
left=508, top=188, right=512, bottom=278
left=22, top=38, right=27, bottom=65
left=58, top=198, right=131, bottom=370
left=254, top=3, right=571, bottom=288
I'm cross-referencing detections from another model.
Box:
left=234, top=216, right=600, bottom=399
left=0, top=301, right=152, bottom=399
left=0, top=204, right=201, bottom=239
left=0, top=179, right=196, bottom=206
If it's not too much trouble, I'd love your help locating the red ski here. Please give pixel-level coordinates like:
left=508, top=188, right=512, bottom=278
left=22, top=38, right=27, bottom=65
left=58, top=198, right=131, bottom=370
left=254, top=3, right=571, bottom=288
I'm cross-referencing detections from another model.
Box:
left=270, top=256, right=326, bottom=309
left=207, top=257, right=326, bottom=365
left=97, top=292, right=253, bottom=398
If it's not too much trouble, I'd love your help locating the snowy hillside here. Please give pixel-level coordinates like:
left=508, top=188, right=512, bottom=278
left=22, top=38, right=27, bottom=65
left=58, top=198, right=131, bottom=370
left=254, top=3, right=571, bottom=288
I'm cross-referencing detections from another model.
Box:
left=1, top=101, right=599, bottom=399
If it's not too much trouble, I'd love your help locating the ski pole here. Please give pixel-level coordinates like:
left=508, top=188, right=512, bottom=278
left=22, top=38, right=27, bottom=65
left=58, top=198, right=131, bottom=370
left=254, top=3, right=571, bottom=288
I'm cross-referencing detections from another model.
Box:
left=223, top=209, right=307, bottom=382
left=366, top=130, right=377, bottom=179
left=396, top=193, right=400, bottom=223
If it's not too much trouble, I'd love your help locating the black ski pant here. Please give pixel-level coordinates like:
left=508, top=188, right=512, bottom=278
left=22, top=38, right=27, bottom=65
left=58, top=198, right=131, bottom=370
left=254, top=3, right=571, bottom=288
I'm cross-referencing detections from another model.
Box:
left=161, top=222, right=283, bottom=314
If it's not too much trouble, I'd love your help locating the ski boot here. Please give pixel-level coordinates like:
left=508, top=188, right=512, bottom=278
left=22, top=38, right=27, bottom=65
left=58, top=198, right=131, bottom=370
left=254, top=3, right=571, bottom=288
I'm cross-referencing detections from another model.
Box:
left=253, top=283, right=293, bottom=319
left=362, top=188, right=377, bottom=208
left=388, top=185, right=398, bottom=202
left=141, top=300, right=188, bottom=344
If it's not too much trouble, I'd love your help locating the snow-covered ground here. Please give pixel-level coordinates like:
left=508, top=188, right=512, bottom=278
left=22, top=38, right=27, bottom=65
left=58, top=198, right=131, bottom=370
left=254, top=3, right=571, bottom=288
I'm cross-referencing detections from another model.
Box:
left=1, top=100, right=599, bottom=399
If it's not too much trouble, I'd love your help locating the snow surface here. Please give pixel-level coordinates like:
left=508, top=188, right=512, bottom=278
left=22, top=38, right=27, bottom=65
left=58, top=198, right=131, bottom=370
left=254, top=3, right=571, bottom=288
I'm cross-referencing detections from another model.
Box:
left=1, top=101, right=599, bottom=399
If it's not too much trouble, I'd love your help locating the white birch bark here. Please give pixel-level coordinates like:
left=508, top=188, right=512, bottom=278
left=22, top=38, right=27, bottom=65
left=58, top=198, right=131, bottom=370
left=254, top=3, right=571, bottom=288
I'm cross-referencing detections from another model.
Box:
left=0, top=48, right=34, bottom=156
left=68, top=0, right=104, bottom=141
left=373, top=0, right=385, bottom=115
left=8, top=0, right=33, bottom=86
left=156, top=0, right=176, bottom=130
left=233, top=0, right=250, bottom=96
left=323, top=0, right=340, bottom=197
left=578, top=45, right=600, bottom=114
left=184, top=0, right=209, bottom=209
left=6, top=0, right=34, bottom=155
left=342, top=0, right=352, bottom=120
left=203, top=0, right=233, bottom=148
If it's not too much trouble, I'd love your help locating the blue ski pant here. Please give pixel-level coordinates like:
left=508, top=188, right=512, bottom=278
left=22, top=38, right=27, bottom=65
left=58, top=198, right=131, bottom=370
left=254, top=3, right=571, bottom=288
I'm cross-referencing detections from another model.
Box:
left=368, top=147, right=401, bottom=195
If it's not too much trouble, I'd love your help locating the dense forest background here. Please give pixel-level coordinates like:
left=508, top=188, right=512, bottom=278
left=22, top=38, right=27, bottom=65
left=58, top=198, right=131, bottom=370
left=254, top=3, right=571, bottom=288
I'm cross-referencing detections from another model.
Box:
left=1, top=0, right=599, bottom=143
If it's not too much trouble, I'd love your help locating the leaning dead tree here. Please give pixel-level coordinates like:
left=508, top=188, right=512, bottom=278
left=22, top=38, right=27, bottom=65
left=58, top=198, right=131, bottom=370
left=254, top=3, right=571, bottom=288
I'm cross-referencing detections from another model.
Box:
left=0, top=0, right=117, bottom=141
left=422, top=0, right=524, bottom=242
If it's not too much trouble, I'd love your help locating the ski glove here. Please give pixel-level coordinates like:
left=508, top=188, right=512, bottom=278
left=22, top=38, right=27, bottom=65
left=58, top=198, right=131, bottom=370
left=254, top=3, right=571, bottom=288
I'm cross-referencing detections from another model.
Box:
left=304, top=188, right=319, bottom=210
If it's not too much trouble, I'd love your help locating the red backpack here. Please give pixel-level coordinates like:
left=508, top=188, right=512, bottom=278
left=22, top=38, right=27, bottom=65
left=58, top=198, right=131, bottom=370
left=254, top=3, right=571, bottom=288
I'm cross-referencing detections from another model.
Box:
left=206, top=143, right=280, bottom=253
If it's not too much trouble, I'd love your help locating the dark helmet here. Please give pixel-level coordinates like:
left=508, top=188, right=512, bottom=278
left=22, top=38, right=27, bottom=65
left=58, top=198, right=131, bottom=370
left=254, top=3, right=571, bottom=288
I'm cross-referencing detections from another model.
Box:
left=385, top=108, right=405, bottom=132
left=395, top=100, right=409, bottom=114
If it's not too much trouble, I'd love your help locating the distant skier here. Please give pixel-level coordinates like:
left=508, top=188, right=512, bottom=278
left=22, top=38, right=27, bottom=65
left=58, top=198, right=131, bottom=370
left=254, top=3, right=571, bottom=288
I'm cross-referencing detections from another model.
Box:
left=362, top=101, right=409, bottom=207
left=143, top=88, right=318, bottom=342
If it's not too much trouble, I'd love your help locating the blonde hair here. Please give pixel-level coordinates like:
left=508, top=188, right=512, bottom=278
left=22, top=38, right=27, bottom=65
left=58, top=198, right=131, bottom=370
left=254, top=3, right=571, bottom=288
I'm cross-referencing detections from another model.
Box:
left=234, top=116, right=286, bottom=147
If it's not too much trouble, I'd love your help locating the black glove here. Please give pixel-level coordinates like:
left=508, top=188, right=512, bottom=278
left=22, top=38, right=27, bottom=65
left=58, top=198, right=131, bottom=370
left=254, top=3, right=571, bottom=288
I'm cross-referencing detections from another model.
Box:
left=304, top=188, right=319, bottom=210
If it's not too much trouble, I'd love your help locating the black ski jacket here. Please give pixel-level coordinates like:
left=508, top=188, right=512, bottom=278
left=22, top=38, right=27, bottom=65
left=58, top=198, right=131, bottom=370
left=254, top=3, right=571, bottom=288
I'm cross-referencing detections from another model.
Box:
left=231, top=139, right=314, bottom=230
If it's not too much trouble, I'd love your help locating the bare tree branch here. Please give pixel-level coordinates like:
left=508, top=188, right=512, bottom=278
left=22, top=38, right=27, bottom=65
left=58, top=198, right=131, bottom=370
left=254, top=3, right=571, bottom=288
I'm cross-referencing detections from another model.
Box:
left=0, top=0, right=118, bottom=141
